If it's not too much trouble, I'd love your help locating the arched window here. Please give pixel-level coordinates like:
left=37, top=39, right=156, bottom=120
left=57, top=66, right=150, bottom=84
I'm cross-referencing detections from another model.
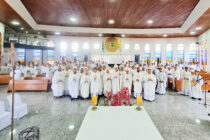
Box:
left=166, top=44, right=172, bottom=62
left=189, top=43, right=197, bottom=62
left=72, top=42, right=79, bottom=52
left=144, top=44, right=150, bottom=60
left=60, top=42, right=67, bottom=58
left=155, top=44, right=161, bottom=61
left=177, top=44, right=184, bottom=62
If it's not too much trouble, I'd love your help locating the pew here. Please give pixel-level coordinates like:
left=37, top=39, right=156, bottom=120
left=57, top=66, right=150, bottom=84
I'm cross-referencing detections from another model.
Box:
left=0, top=75, right=11, bottom=84
left=8, top=79, right=49, bottom=92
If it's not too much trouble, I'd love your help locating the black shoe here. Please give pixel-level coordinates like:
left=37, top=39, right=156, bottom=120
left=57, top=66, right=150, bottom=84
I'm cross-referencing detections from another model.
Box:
left=198, top=98, right=201, bottom=100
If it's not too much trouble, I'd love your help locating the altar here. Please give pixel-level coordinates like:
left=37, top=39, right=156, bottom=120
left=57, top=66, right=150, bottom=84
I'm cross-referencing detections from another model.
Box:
left=76, top=106, right=163, bottom=140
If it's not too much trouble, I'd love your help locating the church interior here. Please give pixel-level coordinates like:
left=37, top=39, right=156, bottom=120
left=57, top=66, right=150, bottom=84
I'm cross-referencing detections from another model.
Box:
left=0, top=0, right=210, bottom=140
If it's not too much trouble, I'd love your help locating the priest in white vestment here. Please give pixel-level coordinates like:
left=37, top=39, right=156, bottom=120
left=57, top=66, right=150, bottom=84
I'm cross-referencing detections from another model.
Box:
left=1, top=63, right=10, bottom=74
left=172, top=67, right=180, bottom=90
left=119, top=66, right=124, bottom=90
left=63, top=66, right=71, bottom=95
left=103, top=67, right=112, bottom=96
left=80, top=70, right=90, bottom=99
left=90, top=67, right=101, bottom=97
left=111, top=65, right=120, bottom=94
left=133, top=67, right=143, bottom=98
left=51, top=66, right=65, bottom=98
left=123, top=68, right=132, bottom=94
left=157, top=68, right=167, bottom=95
left=191, top=70, right=203, bottom=100
left=182, top=67, right=192, bottom=96
left=68, top=67, right=80, bottom=100
left=143, top=68, right=156, bottom=101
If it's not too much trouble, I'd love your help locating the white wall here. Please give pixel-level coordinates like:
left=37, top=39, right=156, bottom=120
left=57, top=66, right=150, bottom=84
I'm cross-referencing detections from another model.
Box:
left=199, top=29, right=210, bottom=72
left=48, top=35, right=197, bottom=64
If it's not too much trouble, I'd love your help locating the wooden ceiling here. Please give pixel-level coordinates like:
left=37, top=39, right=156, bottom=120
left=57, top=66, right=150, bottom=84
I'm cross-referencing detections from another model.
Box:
left=21, top=0, right=199, bottom=28
left=0, top=0, right=209, bottom=38
left=0, top=0, right=32, bottom=32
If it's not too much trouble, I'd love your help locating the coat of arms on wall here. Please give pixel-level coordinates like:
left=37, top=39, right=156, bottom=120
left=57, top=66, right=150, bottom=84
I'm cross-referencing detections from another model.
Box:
left=105, top=38, right=121, bottom=52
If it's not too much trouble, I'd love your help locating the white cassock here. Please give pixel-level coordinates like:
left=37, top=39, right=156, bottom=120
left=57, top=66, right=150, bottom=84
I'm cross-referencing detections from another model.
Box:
left=90, top=72, right=101, bottom=96
left=143, top=73, right=156, bottom=101
left=80, top=74, right=90, bottom=98
left=63, top=70, right=71, bottom=95
left=103, top=73, right=112, bottom=95
left=172, top=70, right=180, bottom=89
left=23, top=67, right=33, bottom=78
left=157, top=72, right=167, bottom=95
left=182, top=71, right=191, bottom=96
left=111, top=71, right=120, bottom=94
left=123, top=73, right=132, bottom=94
left=68, top=73, right=80, bottom=99
left=191, top=74, right=203, bottom=99
left=133, top=72, right=143, bottom=97
left=10, top=69, right=22, bottom=80
left=45, top=67, right=53, bottom=79
left=51, top=71, right=65, bottom=97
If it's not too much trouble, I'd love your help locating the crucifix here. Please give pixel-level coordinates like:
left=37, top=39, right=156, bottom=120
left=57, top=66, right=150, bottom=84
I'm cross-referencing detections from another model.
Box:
left=1, top=43, right=17, bottom=140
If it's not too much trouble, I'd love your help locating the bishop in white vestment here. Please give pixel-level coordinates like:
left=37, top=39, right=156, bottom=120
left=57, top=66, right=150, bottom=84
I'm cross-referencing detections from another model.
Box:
left=157, top=68, right=167, bottom=95
left=68, top=67, right=80, bottom=100
left=182, top=67, right=191, bottom=96
left=143, top=68, right=156, bottom=101
left=133, top=67, right=142, bottom=97
left=80, top=70, right=90, bottom=99
left=51, top=66, right=65, bottom=98
left=103, top=68, right=112, bottom=96
left=111, top=65, right=120, bottom=94
left=191, top=70, right=203, bottom=100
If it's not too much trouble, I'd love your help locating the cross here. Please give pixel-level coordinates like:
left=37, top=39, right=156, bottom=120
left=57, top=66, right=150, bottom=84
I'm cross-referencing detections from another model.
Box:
left=1, top=43, right=17, bottom=140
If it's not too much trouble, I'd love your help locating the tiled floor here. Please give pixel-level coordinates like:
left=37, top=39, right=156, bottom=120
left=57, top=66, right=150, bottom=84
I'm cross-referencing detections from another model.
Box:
left=0, top=85, right=210, bottom=140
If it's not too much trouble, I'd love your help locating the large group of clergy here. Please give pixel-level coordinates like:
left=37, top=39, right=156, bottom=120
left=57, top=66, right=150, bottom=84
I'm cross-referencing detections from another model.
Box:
left=0, top=60, right=203, bottom=102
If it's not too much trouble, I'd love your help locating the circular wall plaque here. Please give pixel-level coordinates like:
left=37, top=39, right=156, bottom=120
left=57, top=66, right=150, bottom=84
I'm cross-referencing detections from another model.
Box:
left=105, top=38, right=121, bottom=52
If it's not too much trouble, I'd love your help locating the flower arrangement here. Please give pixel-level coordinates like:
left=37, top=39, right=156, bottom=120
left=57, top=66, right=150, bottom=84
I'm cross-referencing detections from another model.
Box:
left=104, top=87, right=131, bottom=106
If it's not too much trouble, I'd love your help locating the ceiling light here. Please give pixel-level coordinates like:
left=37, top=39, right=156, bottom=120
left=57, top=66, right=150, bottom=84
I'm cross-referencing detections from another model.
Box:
left=55, top=32, right=61, bottom=35
left=98, top=34, right=102, bottom=37
left=38, top=32, right=40, bottom=34
left=11, top=21, right=20, bottom=25
left=121, top=34, right=125, bottom=37
left=25, top=31, right=29, bottom=34
left=190, top=31, right=196, bottom=35
left=20, top=27, right=24, bottom=30
left=163, top=34, right=167, bottom=37
left=195, top=27, right=202, bottom=30
left=147, top=20, right=153, bottom=24
left=108, top=19, right=115, bottom=24
left=70, top=17, right=77, bottom=23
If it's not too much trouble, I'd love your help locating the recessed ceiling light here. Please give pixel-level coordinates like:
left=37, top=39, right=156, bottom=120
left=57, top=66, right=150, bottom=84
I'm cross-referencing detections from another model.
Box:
left=147, top=20, right=153, bottom=24
left=55, top=32, right=61, bottom=35
left=190, top=31, right=196, bottom=35
left=70, top=17, right=77, bottom=23
left=25, top=31, right=29, bottom=34
left=108, top=19, right=115, bottom=24
left=195, top=27, right=202, bottom=30
left=11, top=21, right=20, bottom=25
left=98, top=34, right=102, bottom=37
left=163, top=34, right=168, bottom=37
left=20, top=27, right=24, bottom=30
left=121, top=34, right=125, bottom=37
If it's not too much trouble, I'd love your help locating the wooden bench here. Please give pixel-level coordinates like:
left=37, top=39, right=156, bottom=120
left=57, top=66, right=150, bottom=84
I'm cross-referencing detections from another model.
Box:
left=0, top=75, right=11, bottom=84
left=8, top=79, right=49, bottom=92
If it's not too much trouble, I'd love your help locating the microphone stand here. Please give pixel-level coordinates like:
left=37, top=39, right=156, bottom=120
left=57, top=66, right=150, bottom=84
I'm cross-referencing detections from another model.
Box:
left=204, top=80, right=207, bottom=107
